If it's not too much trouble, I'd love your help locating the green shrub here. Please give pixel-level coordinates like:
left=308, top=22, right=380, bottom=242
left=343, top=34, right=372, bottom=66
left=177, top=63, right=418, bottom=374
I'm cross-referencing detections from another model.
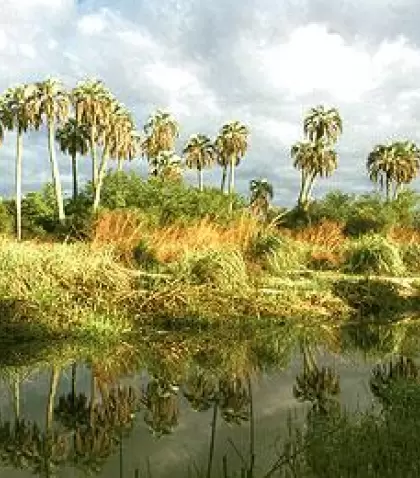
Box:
left=266, top=236, right=309, bottom=273
left=93, top=172, right=246, bottom=225
left=343, top=235, right=405, bottom=276
left=400, top=243, right=420, bottom=275
left=133, top=239, right=160, bottom=271
left=178, top=249, right=249, bottom=291
left=246, top=231, right=282, bottom=261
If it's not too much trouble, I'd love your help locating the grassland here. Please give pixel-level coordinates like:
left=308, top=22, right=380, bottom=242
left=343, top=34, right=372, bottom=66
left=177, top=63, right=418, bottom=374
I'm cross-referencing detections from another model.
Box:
left=1, top=209, right=420, bottom=344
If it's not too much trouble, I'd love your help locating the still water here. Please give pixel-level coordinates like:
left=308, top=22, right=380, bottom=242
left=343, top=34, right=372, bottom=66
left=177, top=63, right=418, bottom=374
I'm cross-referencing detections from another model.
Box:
left=0, top=320, right=418, bottom=477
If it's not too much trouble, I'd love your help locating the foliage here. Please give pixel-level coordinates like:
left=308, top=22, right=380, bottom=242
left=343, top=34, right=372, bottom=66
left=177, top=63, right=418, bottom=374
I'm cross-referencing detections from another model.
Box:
left=177, top=249, right=249, bottom=292
left=343, top=234, right=405, bottom=276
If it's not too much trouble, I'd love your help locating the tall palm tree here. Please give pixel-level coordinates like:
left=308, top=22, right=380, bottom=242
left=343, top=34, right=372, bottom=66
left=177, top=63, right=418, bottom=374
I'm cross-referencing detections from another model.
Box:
left=367, top=144, right=396, bottom=201
left=142, top=110, right=179, bottom=176
left=303, top=105, right=343, bottom=147
left=215, top=120, right=249, bottom=195
left=72, top=79, right=114, bottom=190
left=292, top=141, right=338, bottom=209
left=56, top=118, right=90, bottom=200
left=93, top=102, right=135, bottom=211
left=392, top=141, right=420, bottom=198
left=33, top=78, right=70, bottom=223
left=2, top=84, right=40, bottom=240
left=249, top=178, right=274, bottom=220
left=183, top=134, right=215, bottom=191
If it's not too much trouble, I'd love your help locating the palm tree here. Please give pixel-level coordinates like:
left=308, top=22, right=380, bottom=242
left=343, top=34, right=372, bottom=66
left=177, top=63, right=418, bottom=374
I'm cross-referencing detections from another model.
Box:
left=215, top=121, right=249, bottom=195
left=303, top=105, right=343, bottom=147
left=249, top=178, right=274, bottom=220
left=142, top=110, right=179, bottom=176
left=2, top=84, right=40, bottom=240
left=183, top=134, right=215, bottom=191
left=292, top=141, right=338, bottom=209
left=93, top=102, right=135, bottom=211
left=367, top=144, right=396, bottom=201
left=114, top=130, right=140, bottom=172
left=392, top=141, right=420, bottom=198
left=56, top=118, right=90, bottom=200
left=72, top=78, right=114, bottom=190
left=154, top=150, right=183, bottom=181
left=33, top=78, right=70, bottom=223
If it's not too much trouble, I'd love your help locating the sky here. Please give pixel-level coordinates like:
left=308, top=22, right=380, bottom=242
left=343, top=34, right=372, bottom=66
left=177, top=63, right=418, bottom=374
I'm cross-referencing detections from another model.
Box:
left=1, top=0, right=420, bottom=205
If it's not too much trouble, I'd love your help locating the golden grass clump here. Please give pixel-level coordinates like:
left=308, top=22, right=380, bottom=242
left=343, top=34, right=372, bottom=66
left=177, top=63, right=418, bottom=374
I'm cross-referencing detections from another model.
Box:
left=147, top=215, right=261, bottom=263
left=285, top=220, right=346, bottom=249
left=387, top=226, right=420, bottom=245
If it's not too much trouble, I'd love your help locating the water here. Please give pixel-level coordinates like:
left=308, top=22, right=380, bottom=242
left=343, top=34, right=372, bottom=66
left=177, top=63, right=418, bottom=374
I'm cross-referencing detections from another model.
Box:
left=0, top=320, right=419, bottom=477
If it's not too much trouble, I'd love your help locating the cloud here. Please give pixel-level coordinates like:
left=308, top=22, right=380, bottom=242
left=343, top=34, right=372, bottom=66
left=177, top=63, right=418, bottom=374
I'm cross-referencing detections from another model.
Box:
left=1, top=0, right=420, bottom=205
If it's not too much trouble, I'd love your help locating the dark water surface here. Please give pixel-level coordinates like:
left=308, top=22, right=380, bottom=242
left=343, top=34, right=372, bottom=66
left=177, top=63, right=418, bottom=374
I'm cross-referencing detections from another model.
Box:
left=0, top=320, right=419, bottom=477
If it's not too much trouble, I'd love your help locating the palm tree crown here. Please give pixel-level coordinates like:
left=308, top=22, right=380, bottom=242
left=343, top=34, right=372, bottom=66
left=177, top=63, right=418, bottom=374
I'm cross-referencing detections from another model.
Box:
left=183, top=133, right=215, bottom=190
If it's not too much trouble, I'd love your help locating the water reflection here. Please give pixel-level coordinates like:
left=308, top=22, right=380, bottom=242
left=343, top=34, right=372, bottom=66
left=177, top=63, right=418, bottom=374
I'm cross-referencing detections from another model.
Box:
left=0, top=320, right=419, bottom=476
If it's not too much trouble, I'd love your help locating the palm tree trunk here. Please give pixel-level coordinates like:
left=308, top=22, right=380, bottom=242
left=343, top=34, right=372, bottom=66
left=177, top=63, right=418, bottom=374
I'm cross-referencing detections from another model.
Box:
left=228, top=155, right=236, bottom=195
left=47, top=366, right=60, bottom=433
left=16, top=129, right=23, bottom=241
left=206, top=401, right=218, bottom=478
left=48, top=120, right=65, bottom=223
left=93, top=147, right=110, bottom=212
left=90, top=125, right=98, bottom=191
left=117, top=158, right=123, bottom=172
left=386, top=175, right=391, bottom=202
left=305, top=173, right=317, bottom=206
left=297, top=171, right=307, bottom=208
left=220, top=164, right=227, bottom=193
left=71, top=152, right=78, bottom=200
left=394, top=182, right=402, bottom=200
left=198, top=167, right=203, bottom=191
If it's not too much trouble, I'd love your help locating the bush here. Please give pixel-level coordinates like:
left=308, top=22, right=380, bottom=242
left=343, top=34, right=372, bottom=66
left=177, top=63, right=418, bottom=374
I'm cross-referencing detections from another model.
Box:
left=246, top=231, right=282, bottom=261
left=400, top=243, right=420, bottom=274
left=343, top=235, right=405, bottom=276
left=308, top=248, right=342, bottom=271
left=177, top=249, right=249, bottom=291
left=133, top=239, right=160, bottom=271
left=266, top=236, right=309, bottom=273
left=94, top=172, right=246, bottom=225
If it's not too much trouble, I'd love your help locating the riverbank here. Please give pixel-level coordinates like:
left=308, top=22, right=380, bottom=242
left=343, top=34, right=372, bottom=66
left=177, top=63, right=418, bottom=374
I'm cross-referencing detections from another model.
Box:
left=0, top=237, right=420, bottom=343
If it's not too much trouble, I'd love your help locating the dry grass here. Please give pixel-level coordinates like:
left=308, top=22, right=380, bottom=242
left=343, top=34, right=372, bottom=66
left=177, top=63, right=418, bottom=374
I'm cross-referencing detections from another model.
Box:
left=149, top=215, right=261, bottom=262
left=281, top=220, right=346, bottom=250
left=388, top=226, right=420, bottom=245
left=92, top=210, right=263, bottom=263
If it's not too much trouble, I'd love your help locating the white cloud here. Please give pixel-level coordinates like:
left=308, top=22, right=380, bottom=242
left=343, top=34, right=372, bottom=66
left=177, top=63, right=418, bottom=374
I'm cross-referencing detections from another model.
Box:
left=0, top=0, right=420, bottom=204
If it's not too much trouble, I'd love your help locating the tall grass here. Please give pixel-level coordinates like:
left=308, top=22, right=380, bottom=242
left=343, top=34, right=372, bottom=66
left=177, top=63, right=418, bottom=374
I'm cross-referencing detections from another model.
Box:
left=343, top=235, right=405, bottom=276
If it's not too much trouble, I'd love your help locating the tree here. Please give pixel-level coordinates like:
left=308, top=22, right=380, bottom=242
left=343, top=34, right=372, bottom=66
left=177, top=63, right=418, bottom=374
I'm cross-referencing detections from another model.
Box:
left=292, top=105, right=342, bottom=211
left=33, top=78, right=70, bottom=223
left=72, top=79, right=114, bottom=190
left=142, top=110, right=179, bottom=176
left=183, top=134, right=215, bottom=191
left=2, top=84, right=41, bottom=240
left=292, top=141, right=338, bottom=209
left=368, top=141, right=420, bottom=201
left=93, top=102, right=136, bottom=212
left=303, top=104, right=343, bottom=147
left=249, top=178, right=274, bottom=220
left=215, top=121, right=249, bottom=196
left=56, top=118, right=90, bottom=200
